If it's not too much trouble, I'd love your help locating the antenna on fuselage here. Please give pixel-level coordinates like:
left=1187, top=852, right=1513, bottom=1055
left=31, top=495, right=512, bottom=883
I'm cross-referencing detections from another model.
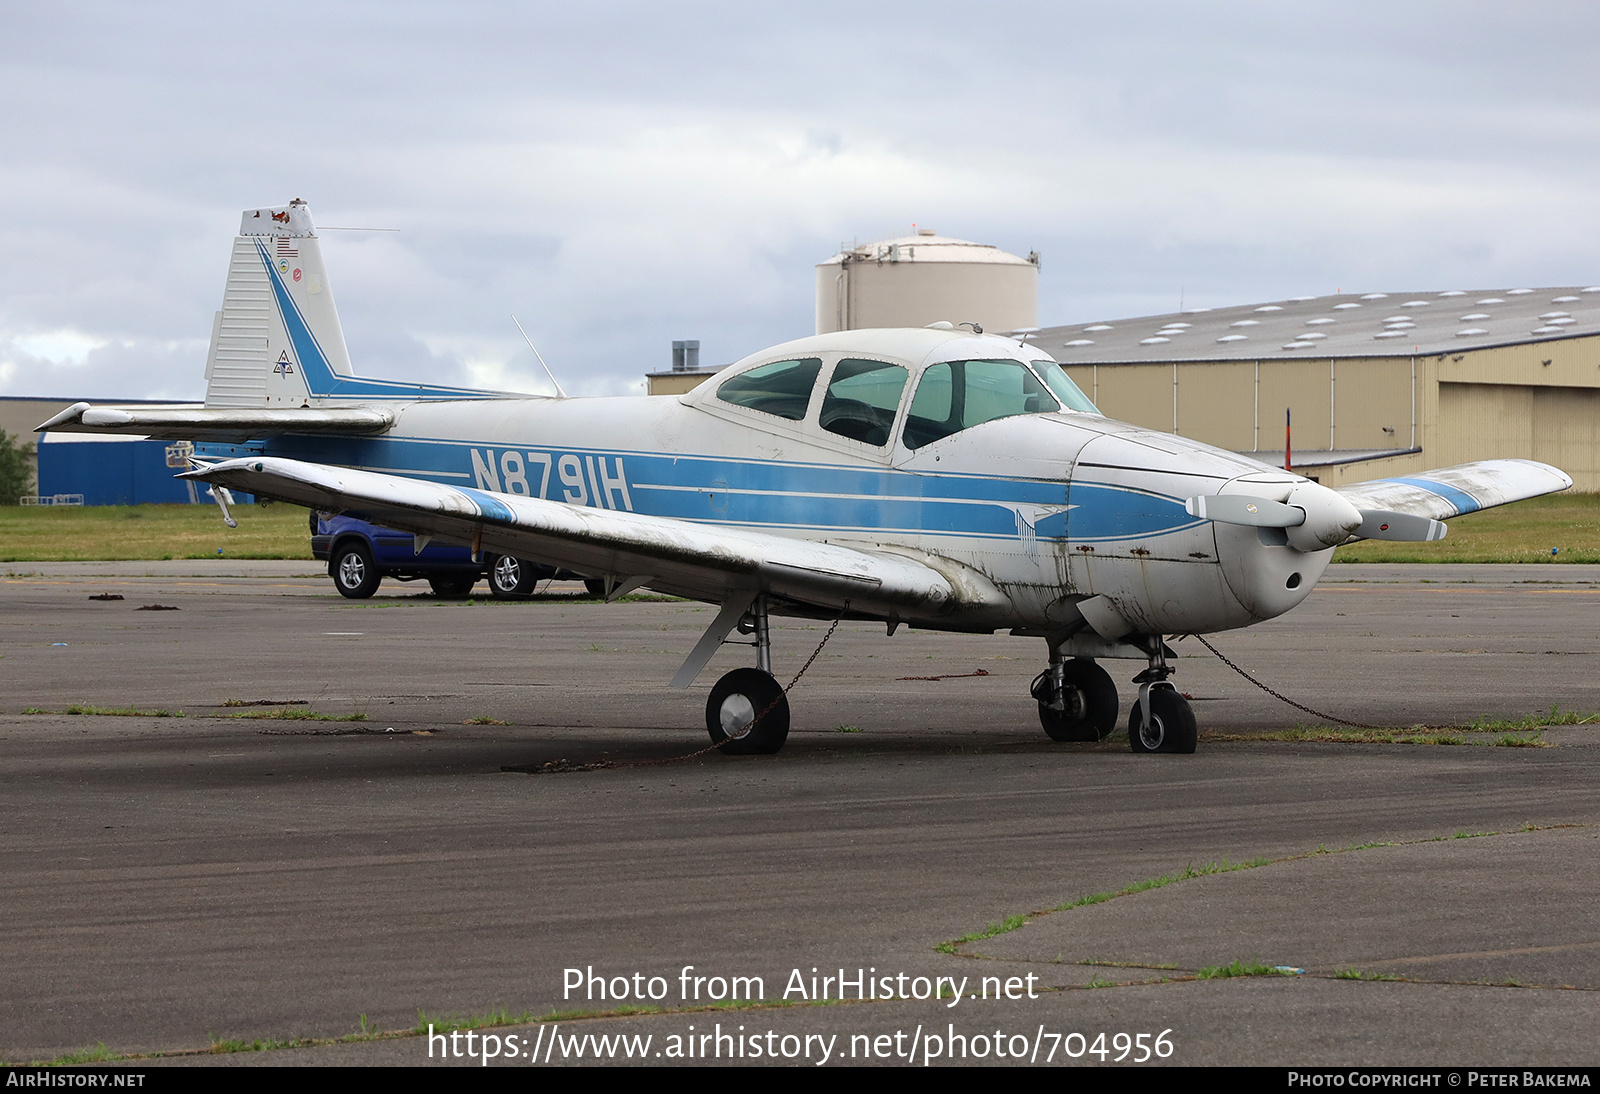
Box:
left=512, top=315, right=568, bottom=399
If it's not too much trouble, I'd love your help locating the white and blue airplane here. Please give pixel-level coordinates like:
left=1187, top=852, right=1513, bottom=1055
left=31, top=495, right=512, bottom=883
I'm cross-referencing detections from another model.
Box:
left=40, top=201, right=1573, bottom=755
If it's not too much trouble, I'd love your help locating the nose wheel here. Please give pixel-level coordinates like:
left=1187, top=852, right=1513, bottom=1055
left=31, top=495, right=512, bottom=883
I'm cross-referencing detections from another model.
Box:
left=1128, top=638, right=1197, bottom=753
left=1128, top=683, right=1197, bottom=753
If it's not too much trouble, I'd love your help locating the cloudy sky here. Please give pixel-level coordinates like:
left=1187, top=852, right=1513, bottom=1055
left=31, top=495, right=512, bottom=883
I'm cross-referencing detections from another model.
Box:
left=3, top=1, right=1597, bottom=401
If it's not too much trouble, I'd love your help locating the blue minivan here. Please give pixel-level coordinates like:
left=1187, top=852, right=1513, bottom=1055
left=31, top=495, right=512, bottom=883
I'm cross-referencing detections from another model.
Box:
left=310, top=511, right=602, bottom=599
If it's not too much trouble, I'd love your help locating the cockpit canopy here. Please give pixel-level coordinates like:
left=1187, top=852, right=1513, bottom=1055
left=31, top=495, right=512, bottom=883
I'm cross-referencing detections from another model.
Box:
left=706, top=342, right=1098, bottom=452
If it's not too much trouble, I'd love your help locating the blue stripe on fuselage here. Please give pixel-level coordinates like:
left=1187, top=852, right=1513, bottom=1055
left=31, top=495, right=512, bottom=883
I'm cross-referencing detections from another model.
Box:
left=255, top=434, right=1203, bottom=543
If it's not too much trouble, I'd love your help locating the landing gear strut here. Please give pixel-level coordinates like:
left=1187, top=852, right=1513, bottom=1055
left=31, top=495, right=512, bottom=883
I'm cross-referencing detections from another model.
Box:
left=1031, top=643, right=1118, bottom=741
left=1127, top=637, right=1196, bottom=754
left=704, top=594, right=789, bottom=754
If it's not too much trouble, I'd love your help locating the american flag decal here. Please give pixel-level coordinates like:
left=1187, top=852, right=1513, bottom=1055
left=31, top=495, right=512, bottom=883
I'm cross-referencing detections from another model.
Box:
left=276, top=237, right=298, bottom=258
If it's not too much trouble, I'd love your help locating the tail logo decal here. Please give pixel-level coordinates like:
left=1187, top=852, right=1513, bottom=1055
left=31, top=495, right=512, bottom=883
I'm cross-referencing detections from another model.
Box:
left=274, top=352, right=296, bottom=377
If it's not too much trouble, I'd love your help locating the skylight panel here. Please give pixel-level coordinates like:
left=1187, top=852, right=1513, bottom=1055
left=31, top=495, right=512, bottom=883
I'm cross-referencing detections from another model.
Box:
left=1361, top=293, right=1388, bottom=300
left=1216, top=334, right=1248, bottom=343
left=1255, top=305, right=1284, bottom=312
left=1459, top=313, right=1491, bottom=321
left=1064, top=339, right=1095, bottom=347
left=1139, top=337, right=1170, bottom=345
left=1332, top=303, right=1362, bottom=310
left=1305, top=318, right=1336, bottom=326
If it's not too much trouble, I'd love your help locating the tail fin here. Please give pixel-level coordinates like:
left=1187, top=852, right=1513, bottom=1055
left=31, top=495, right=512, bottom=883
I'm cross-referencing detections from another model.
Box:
left=202, top=200, right=505, bottom=407
left=204, top=200, right=351, bottom=407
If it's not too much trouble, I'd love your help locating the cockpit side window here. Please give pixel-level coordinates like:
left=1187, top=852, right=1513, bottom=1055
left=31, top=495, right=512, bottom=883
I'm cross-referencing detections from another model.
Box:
left=715, top=358, right=823, bottom=420
left=902, top=359, right=1060, bottom=450
left=819, top=359, right=908, bottom=447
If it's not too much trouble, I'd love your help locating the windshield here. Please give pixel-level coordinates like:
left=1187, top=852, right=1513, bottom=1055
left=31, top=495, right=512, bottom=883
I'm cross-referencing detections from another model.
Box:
left=1029, top=359, right=1099, bottom=414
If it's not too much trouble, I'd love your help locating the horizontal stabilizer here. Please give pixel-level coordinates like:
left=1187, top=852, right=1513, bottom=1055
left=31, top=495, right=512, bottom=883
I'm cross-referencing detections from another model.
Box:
left=36, top=402, right=394, bottom=442
left=1336, top=460, right=1571, bottom=523
left=180, top=456, right=1012, bottom=623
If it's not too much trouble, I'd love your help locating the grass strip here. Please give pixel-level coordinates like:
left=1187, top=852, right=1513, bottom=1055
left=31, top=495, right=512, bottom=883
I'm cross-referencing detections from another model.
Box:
left=1331, top=493, right=1600, bottom=564
left=1195, top=959, right=1299, bottom=980
left=937, top=827, right=1534, bottom=957
left=0, top=503, right=313, bottom=562
left=223, top=709, right=367, bottom=722
left=1205, top=707, right=1596, bottom=748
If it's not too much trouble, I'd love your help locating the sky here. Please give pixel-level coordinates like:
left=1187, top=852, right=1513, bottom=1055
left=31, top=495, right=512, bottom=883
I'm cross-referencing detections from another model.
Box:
left=3, top=1, right=1598, bottom=401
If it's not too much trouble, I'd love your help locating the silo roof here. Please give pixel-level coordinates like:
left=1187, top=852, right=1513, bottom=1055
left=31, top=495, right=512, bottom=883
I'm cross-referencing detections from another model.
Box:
left=820, top=234, right=1036, bottom=267
left=1041, top=286, right=1600, bottom=362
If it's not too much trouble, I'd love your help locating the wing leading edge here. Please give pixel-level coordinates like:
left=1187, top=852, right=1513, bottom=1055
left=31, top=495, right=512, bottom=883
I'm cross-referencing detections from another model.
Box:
left=182, top=456, right=1011, bottom=627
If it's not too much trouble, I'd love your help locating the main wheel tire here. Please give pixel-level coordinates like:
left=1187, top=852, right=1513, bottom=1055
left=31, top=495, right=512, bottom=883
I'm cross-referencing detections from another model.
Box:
left=488, top=555, right=537, bottom=599
left=428, top=575, right=478, bottom=599
left=705, top=668, right=790, bottom=755
left=583, top=578, right=607, bottom=598
left=1038, top=659, right=1119, bottom=741
left=332, top=543, right=381, bottom=599
left=1128, top=686, right=1198, bottom=754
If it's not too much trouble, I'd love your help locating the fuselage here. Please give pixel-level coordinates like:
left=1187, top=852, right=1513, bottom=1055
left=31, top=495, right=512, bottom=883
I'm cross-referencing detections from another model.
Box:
left=208, top=329, right=1332, bottom=637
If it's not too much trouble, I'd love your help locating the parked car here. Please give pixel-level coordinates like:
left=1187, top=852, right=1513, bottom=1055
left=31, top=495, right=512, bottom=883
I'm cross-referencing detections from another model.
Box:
left=310, top=511, right=603, bottom=599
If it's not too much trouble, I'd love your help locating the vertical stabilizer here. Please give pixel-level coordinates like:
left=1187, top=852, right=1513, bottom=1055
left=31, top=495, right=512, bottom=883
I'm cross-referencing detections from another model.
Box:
left=204, top=200, right=353, bottom=407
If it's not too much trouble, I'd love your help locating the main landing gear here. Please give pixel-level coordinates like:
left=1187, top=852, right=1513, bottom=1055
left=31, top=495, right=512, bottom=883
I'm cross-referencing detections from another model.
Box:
left=704, top=594, right=789, bottom=755
left=1033, top=635, right=1197, bottom=754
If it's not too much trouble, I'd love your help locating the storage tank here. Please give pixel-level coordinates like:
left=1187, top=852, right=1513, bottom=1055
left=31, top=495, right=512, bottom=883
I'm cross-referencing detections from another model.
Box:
left=815, top=229, right=1039, bottom=335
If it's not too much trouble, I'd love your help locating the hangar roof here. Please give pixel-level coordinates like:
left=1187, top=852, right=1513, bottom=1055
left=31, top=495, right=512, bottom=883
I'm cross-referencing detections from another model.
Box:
left=1041, top=286, right=1600, bottom=363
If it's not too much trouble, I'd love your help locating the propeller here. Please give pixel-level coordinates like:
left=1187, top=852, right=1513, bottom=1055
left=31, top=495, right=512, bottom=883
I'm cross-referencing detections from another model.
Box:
left=1354, top=509, right=1448, bottom=542
left=1187, top=486, right=1444, bottom=550
left=1184, top=494, right=1302, bottom=527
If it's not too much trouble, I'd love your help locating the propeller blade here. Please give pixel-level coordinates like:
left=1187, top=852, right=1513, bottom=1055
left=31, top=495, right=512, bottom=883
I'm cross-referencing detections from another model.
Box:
left=1185, top=494, right=1305, bottom=528
left=1356, top=510, right=1448, bottom=542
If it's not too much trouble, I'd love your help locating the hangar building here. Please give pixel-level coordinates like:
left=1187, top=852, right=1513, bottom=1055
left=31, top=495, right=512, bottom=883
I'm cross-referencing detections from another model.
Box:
left=1040, top=287, right=1600, bottom=491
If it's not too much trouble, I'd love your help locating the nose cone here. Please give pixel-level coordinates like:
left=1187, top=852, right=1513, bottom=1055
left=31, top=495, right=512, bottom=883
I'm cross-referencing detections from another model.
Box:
left=1285, top=481, right=1363, bottom=552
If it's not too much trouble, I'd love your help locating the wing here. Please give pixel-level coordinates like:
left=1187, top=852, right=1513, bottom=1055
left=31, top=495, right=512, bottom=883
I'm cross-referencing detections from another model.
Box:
left=181, top=456, right=1009, bottom=627
left=1335, top=459, right=1571, bottom=525
left=37, top=402, right=394, bottom=443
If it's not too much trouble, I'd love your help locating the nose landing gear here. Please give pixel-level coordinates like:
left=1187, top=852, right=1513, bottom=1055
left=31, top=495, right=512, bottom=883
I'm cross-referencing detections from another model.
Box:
left=1033, top=635, right=1197, bottom=753
left=1128, top=638, right=1196, bottom=754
